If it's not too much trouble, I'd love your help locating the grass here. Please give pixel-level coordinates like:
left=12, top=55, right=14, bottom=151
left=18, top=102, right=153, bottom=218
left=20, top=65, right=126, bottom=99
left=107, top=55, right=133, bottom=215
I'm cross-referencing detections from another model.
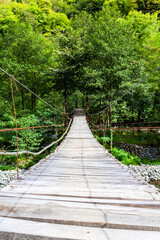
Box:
left=0, top=154, right=43, bottom=171
left=112, top=131, right=160, bottom=146
left=0, top=128, right=65, bottom=171
left=95, top=130, right=160, bottom=146
left=94, top=133, right=160, bottom=166
left=111, top=147, right=160, bottom=166
left=141, top=158, right=160, bottom=165
left=111, top=147, right=141, bottom=165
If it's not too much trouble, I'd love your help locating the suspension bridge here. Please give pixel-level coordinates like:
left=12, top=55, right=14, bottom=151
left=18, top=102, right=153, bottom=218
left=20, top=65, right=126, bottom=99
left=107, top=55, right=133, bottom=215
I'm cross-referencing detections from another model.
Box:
left=0, top=67, right=160, bottom=239
left=0, top=109, right=160, bottom=239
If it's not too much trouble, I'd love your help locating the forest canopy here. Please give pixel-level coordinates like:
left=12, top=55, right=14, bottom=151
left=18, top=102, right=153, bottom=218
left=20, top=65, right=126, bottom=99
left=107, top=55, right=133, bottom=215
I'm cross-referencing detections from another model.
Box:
left=0, top=0, right=160, bottom=127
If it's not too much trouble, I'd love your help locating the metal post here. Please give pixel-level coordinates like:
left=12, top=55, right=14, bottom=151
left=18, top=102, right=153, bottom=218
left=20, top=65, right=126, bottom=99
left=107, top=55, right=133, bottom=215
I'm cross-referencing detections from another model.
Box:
left=96, top=115, right=99, bottom=137
left=94, top=116, right=96, bottom=135
left=66, top=113, right=69, bottom=125
left=92, top=116, right=94, bottom=134
left=61, top=113, right=64, bottom=133
left=110, top=128, right=113, bottom=152
left=55, top=109, right=57, bottom=140
left=103, top=114, right=105, bottom=146
left=10, top=77, right=19, bottom=179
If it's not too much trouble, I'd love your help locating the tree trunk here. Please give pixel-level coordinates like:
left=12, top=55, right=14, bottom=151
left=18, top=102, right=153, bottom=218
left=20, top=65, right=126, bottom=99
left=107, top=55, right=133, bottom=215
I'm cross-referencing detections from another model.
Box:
left=31, top=93, right=34, bottom=111
left=33, top=94, right=36, bottom=112
left=152, top=90, right=158, bottom=119
left=33, top=75, right=37, bottom=112
left=109, top=104, right=112, bottom=127
left=21, top=87, right=24, bottom=110
left=31, top=92, right=36, bottom=112
left=106, top=108, right=110, bottom=128
left=75, top=99, right=78, bottom=108
left=64, top=90, right=67, bottom=113
left=131, top=107, right=134, bottom=123
left=85, top=96, right=89, bottom=110
left=82, top=96, right=84, bottom=109
left=138, top=109, right=141, bottom=122
left=99, top=97, right=102, bottom=125
left=31, top=78, right=35, bottom=111
left=99, top=97, right=101, bottom=111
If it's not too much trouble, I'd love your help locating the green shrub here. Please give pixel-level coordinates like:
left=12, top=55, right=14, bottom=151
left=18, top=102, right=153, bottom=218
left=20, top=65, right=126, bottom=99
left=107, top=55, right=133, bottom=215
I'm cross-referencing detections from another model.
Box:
left=99, top=137, right=110, bottom=145
left=0, top=154, right=40, bottom=170
left=94, top=135, right=100, bottom=141
left=11, top=115, right=43, bottom=151
left=133, top=156, right=141, bottom=165
left=0, top=164, right=14, bottom=171
left=141, top=158, right=160, bottom=165
left=111, top=147, right=141, bottom=166
left=121, top=159, right=136, bottom=165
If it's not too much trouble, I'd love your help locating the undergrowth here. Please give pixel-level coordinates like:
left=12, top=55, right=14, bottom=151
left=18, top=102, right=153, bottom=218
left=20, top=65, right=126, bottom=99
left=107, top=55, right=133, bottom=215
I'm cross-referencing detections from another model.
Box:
left=94, top=134, right=160, bottom=166
left=111, top=147, right=141, bottom=165
left=111, top=148, right=160, bottom=166
left=109, top=130, right=160, bottom=147
left=0, top=145, right=57, bottom=171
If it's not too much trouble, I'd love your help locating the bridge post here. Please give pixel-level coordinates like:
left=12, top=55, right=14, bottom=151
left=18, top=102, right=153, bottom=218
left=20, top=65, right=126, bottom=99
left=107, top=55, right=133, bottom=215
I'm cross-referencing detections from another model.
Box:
left=54, top=109, right=58, bottom=140
left=61, top=113, right=64, bottom=133
left=10, top=76, right=19, bottom=180
left=103, top=113, right=105, bottom=146
left=110, top=128, right=113, bottom=151
left=96, top=115, right=99, bottom=137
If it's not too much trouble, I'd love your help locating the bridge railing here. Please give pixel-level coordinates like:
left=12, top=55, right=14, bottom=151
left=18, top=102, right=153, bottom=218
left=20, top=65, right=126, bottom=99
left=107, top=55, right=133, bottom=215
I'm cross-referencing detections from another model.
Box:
left=85, top=110, right=160, bottom=152
left=0, top=67, right=74, bottom=179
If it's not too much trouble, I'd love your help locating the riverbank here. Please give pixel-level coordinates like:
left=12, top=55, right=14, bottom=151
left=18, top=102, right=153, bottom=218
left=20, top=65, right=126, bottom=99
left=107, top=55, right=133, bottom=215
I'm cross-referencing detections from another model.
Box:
left=0, top=170, right=24, bottom=190
left=128, top=165, right=160, bottom=183
left=114, top=142, right=160, bottom=159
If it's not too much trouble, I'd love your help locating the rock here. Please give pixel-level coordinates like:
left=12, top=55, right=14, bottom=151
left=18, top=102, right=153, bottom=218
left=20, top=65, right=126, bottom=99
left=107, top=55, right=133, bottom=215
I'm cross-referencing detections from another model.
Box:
left=0, top=170, right=24, bottom=190
left=114, top=142, right=160, bottom=159
left=128, top=165, right=160, bottom=182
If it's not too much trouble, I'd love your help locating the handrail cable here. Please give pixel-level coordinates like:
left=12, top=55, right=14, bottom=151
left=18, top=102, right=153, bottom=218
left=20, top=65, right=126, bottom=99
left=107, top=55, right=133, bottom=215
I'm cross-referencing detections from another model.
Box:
left=88, top=117, right=160, bottom=131
left=87, top=117, right=160, bottom=128
left=0, top=67, right=73, bottom=115
left=0, top=117, right=73, bottom=156
left=0, top=123, right=68, bottom=133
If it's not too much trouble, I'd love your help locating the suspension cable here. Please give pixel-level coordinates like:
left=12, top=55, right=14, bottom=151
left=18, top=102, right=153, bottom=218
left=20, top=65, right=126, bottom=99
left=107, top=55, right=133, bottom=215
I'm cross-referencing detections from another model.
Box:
left=0, top=67, right=73, bottom=115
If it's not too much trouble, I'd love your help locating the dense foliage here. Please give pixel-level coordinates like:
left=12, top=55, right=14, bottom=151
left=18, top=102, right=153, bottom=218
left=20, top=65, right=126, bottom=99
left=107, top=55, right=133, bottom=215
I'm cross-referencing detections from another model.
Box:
left=111, top=147, right=160, bottom=165
left=0, top=0, right=160, bottom=152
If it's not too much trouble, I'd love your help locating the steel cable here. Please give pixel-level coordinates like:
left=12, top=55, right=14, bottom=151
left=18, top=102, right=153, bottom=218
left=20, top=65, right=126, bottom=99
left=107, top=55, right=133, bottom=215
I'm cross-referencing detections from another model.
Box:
left=0, top=117, right=73, bottom=156
left=0, top=67, right=73, bottom=115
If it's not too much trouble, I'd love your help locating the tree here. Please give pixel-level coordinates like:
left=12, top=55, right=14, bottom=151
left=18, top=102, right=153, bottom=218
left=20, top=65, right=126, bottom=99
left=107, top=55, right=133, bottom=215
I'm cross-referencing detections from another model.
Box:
left=0, top=19, right=56, bottom=111
left=76, top=0, right=105, bottom=12
left=104, top=0, right=137, bottom=15
left=136, top=0, right=160, bottom=14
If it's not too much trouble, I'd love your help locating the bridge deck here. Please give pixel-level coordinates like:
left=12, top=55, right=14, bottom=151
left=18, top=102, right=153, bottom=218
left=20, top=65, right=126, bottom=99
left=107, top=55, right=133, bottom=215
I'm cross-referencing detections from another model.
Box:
left=0, top=110, right=160, bottom=239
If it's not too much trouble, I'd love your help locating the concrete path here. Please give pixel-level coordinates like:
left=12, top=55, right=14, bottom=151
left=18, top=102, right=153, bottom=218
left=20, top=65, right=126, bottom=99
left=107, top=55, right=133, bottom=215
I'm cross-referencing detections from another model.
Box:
left=0, top=109, right=160, bottom=239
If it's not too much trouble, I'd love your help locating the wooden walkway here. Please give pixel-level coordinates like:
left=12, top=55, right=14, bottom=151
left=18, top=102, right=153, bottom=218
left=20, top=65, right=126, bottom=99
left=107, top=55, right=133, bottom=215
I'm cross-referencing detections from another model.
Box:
left=0, top=109, right=160, bottom=239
